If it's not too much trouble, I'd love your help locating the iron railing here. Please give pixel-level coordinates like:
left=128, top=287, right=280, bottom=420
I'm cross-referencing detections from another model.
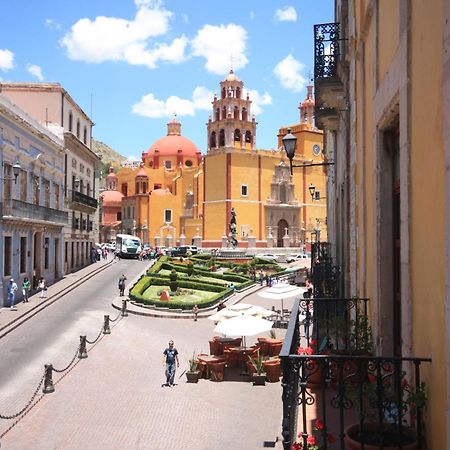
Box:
left=72, top=190, right=98, bottom=209
left=2, top=198, right=68, bottom=225
left=314, top=22, right=341, bottom=79
left=311, top=242, right=340, bottom=298
left=280, top=299, right=431, bottom=450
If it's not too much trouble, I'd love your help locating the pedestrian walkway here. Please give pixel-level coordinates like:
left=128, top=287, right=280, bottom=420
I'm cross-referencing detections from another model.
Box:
left=0, top=259, right=114, bottom=339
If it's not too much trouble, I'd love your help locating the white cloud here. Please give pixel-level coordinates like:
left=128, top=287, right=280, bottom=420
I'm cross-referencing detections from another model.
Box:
left=27, top=64, right=44, bottom=81
left=250, top=11, right=255, bottom=20
left=45, top=18, right=61, bottom=30
left=191, top=24, right=248, bottom=75
left=275, top=6, right=297, bottom=22
left=0, top=49, right=14, bottom=71
left=244, top=89, right=272, bottom=115
left=60, top=1, right=187, bottom=69
left=132, top=86, right=214, bottom=118
left=273, top=54, right=307, bottom=92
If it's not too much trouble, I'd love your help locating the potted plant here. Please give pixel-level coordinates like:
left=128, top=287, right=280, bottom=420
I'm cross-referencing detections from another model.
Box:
left=248, top=350, right=266, bottom=385
left=344, top=371, right=427, bottom=449
left=185, top=351, right=200, bottom=383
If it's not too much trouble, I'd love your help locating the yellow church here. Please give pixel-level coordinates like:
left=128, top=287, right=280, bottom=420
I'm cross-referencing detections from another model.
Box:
left=99, top=71, right=327, bottom=251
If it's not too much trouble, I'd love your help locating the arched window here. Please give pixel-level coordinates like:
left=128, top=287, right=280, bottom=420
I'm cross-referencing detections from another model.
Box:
left=215, top=108, right=220, bottom=121
left=69, top=111, right=73, bottom=132
left=210, top=131, right=216, bottom=148
left=219, top=129, right=225, bottom=147
left=222, top=106, right=227, bottom=120
left=245, top=130, right=252, bottom=143
left=234, top=106, right=239, bottom=120
left=236, top=87, right=241, bottom=99
left=242, top=108, right=248, bottom=121
left=234, top=129, right=241, bottom=142
left=76, top=120, right=80, bottom=138
left=222, top=87, right=226, bottom=99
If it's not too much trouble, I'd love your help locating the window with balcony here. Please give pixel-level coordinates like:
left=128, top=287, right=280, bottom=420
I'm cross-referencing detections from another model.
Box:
left=20, top=236, right=27, bottom=273
left=54, top=183, right=60, bottom=209
left=33, top=176, right=40, bottom=205
left=43, top=179, right=50, bottom=208
left=19, top=170, right=27, bottom=201
left=3, top=236, right=12, bottom=276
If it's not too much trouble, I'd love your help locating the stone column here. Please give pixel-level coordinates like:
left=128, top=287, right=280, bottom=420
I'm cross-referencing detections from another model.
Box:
left=192, top=227, right=202, bottom=248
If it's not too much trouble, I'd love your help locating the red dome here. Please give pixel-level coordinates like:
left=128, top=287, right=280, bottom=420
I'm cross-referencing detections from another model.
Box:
left=135, top=167, right=148, bottom=178
left=99, top=190, right=124, bottom=206
left=146, top=134, right=199, bottom=157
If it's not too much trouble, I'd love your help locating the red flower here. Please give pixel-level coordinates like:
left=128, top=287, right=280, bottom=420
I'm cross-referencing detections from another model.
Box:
left=310, top=339, right=317, bottom=346
left=314, top=419, right=325, bottom=430
left=402, top=378, right=409, bottom=389
left=297, top=346, right=313, bottom=355
left=307, top=436, right=317, bottom=446
left=292, top=443, right=301, bottom=450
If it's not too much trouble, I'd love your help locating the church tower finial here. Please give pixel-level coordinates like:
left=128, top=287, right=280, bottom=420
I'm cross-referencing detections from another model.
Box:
left=167, top=115, right=181, bottom=135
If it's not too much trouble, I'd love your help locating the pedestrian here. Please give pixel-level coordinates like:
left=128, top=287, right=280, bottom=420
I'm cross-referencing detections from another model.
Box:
left=22, top=277, right=31, bottom=302
left=192, top=304, right=199, bottom=321
left=90, top=247, right=97, bottom=263
left=162, top=340, right=179, bottom=387
left=259, top=270, right=264, bottom=286
left=7, top=278, right=18, bottom=311
left=38, top=277, right=46, bottom=299
left=118, top=274, right=127, bottom=296
left=217, top=301, right=225, bottom=312
left=229, top=282, right=235, bottom=294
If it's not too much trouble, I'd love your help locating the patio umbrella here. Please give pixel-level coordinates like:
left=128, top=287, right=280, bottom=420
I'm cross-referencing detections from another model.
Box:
left=214, top=313, right=273, bottom=337
left=208, top=305, right=274, bottom=322
left=208, top=309, right=240, bottom=322
left=245, top=305, right=274, bottom=318
left=258, top=283, right=306, bottom=315
left=227, top=303, right=253, bottom=311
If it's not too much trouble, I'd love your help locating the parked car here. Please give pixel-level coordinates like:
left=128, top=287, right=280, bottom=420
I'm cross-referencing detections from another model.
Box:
left=258, top=253, right=279, bottom=261
left=170, top=245, right=198, bottom=257
left=286, top=254, right=309, bottom=263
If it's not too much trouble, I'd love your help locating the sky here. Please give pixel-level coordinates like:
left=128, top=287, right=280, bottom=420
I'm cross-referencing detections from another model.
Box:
left=0, top=0, right=334, bottom=160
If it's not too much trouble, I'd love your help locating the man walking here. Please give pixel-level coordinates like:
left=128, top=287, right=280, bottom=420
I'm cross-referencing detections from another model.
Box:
left=7, top=278, right=18, bottom=311
left=162, top=340, right=179, bottom=387
left=118, top=274, right=127, bottom=297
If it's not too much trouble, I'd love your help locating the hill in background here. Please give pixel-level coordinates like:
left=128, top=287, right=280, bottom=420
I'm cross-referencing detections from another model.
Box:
left=92, top=139, right=129, bottom=188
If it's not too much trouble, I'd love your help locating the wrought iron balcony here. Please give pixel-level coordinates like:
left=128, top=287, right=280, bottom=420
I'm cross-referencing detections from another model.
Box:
left=2, top=198, right=68, bottom=225
left=311, top=242, right=341, bottom=298
left=314, top=22, right=341, bottom=79
left=280, top=299, right=431, bottom=450
left=72, top=190, right=98, bottom=210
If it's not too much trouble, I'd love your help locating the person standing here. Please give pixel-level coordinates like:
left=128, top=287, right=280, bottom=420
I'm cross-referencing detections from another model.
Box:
left=22, top=277, right=31, bottom=302
left=162, top=340, right=179, bottom=387
left=38, top=277, right=46, bottom=299
left=7, top=278, right=18, bottom=310
left=118, top=274, right=127, bottom=296
left=192, top=304, right=199, bottom=321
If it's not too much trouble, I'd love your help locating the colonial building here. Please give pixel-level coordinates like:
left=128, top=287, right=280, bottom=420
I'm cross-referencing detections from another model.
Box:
left=102, top=71, right=326, bottom=251
left=0, top=95, right=66, bottom=305
left=0, top=83, right=100, bottom=273
left=313, top=1, right=450, bottom=447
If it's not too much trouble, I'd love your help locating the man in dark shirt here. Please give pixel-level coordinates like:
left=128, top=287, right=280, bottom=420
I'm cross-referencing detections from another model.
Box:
left=162, top=340, right=179, bottom=387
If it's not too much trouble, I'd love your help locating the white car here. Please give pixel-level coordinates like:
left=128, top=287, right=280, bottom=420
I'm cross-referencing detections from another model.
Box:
left=258, top=253, right=279, bottom=261
left=286, top=254, right=309, bottom=263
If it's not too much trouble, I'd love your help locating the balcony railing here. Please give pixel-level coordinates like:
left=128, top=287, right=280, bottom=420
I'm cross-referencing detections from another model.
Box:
left=72, top=190, right=98, bottom=209
left=280, top=299, right=431, bottom=450
left=3, top=198, right=68, bottom=225
left=311, top=242, right=340, bottom=298
left=314, top=22, right=341, bottom=79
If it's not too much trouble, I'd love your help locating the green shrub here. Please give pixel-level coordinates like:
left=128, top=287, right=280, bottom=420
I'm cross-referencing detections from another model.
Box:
left=169, top=269, right=178, bottom=293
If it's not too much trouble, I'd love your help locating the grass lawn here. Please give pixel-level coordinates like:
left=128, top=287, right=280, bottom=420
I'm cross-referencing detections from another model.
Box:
left=158, top=269, right=230, bottom=285
left=142, top=285, right=218, bottom=304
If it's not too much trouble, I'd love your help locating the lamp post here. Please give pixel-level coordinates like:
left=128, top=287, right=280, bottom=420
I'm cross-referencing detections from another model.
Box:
left=282, top=128, right=334, bottom=175
left=1, top=161, right=21, bottom=184
left=308, top=183, right=326, bottom=201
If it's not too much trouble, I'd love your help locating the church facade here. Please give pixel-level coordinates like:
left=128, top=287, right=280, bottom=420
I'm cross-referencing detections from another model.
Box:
left=100, top=71, right=327, bottom=251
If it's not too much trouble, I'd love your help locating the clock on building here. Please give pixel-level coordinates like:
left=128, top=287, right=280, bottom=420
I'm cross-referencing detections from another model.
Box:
left=312, top=144, right=321, bottom=156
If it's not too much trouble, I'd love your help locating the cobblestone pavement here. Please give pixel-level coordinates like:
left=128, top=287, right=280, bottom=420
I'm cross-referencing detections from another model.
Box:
left=0, top=261, right=303, bottom=450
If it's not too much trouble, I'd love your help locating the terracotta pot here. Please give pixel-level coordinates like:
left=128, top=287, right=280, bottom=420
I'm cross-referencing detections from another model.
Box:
left=262, top=359, right=281, bottom=382
left=344, top=423, right=419, bottom=450
left=252, top=373, right=266, bottom=386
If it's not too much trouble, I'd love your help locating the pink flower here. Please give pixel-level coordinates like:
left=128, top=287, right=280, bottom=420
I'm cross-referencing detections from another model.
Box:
left=314, top=419, right=324, bottom=430
left=307, top=436, right=317, bottom=446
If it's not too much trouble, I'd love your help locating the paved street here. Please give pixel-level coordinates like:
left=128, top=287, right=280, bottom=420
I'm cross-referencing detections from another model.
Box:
left=0, top=259, right=302, bottom=450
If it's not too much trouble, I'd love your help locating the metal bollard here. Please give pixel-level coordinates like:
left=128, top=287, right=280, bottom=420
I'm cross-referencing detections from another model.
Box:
left=103, top=315, right=111, bottom=334
left=79, top=335, right=88, bottom=359
left=43, top=364, right=55, bottom=394
left=121, top=299, right=128, bottom=317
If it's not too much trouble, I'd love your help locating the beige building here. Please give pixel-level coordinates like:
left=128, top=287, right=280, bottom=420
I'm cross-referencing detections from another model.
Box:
left=0, top=83, right=100, bottom=273
left=314, top=1, right=450, bottom=447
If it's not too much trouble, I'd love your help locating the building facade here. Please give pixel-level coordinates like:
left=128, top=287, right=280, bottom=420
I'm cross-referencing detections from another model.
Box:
left=0, top=95, right=66, bottom=305
left=0, top=83, right=100, bottom=274
left=314, top=0, right=450, bottom=447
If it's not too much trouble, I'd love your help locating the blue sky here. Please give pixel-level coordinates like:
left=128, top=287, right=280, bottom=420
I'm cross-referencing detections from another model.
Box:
left=0, top=0, right=333, bottom=159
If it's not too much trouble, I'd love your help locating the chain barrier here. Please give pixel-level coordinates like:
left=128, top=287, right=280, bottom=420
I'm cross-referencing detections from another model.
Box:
left=52, top=346, right=81, bottom=373
left=0, top=370, right=45, bottom=420
left=109, top=309, right=122, bottom=323
left=85, top=326, right=104, bottom=345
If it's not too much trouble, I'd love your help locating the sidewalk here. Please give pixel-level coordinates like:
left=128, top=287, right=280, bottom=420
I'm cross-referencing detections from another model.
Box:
left=0, top=258, right=114, bottom=340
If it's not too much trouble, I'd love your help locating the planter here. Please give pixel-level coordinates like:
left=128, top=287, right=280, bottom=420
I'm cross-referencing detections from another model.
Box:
left=252, top=373, right=266, bottom=386
left=262, top=359, right=281, bottom=383
left=185, top=370, right=200, bottom=383
left=344, top=423, right=418, bottom=450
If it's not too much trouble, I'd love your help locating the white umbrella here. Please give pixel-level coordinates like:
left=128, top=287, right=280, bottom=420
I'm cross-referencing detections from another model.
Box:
left=208, top=309, right=240, bottom=321
left=258, top=283, right=306, bottom=316
left=245, top=305, right=275, bottom=318
left=227, top=303, right=253, bottom=311
left=214, top=313, right=273, bottom=337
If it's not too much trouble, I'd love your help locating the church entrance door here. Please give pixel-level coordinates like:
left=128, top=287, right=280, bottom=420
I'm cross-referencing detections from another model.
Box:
left=277, top=219, right=288, bottom=247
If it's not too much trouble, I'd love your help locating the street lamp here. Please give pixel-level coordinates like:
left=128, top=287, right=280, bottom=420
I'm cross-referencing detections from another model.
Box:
left=308, top=183, right=326, bottom=201
left=74, top=177, right=80, bottom=189
left=282, top=128, right=334, bottom=175
left=1, top=161, right=21, bottom=184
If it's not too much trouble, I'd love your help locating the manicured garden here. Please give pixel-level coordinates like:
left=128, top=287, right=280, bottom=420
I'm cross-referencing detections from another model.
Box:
left=129, top=255, right=283, bottom=310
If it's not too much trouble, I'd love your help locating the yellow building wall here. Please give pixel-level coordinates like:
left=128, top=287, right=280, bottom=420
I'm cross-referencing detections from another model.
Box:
left=410, top=0, right=445, bottom=447
left=377, top=1, right=399, bottom=84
